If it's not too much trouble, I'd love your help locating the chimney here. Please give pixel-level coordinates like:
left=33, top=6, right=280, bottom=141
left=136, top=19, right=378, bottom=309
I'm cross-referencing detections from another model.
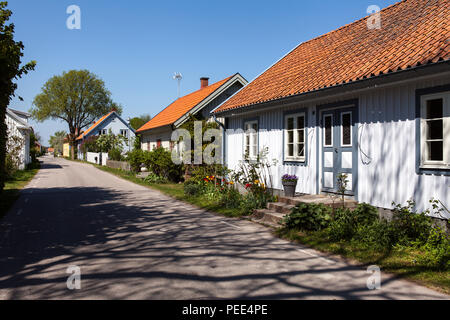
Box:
left=200, top=77, right=209, bottom=89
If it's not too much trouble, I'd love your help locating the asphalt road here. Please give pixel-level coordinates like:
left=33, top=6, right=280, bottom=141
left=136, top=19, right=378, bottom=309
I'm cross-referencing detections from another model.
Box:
left=0, top=156, right=447, bottom=300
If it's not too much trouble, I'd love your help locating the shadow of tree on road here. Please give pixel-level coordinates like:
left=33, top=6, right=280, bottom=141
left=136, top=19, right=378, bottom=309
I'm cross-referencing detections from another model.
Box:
left=0, top=186, right=444, bottom=300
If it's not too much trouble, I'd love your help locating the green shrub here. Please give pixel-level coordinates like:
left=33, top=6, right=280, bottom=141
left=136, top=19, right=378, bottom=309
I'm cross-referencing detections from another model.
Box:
left=184, top=180, right=203, bottom=196
left=127, top=149, right=144, bottom=172
left=417, top=227, right=450, bottom=270
left=144, top=147, right=183, bottom=182
left=390, top=201, right=433, bottom=245
left=219, top=187, right=243, bottom=209
left=352, top=203, right=379, bottom=225
left=353, top=219, right=396, bottom=250
left=108, top=148, right=123, bottom=161
left=328, top=203, right=379, bottom=241
left=283, top=203, right=332, bottom=231
left=144, top=173, right=167, bottom=184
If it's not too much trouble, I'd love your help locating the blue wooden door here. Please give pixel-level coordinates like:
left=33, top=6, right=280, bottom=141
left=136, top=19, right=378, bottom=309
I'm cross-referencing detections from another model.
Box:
left=321, top=107, right=357, bottom=195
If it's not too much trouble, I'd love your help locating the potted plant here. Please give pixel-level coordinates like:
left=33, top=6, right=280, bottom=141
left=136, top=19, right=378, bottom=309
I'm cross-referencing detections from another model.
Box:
left=282, top=174, right=298, bottom=197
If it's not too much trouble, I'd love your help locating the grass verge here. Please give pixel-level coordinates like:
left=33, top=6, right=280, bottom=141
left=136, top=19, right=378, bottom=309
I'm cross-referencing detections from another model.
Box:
left=276, top=228, right=450, bottom=295
left=67, top=158, right=449, bottom=295
left=0, top=162, right=40, bottom=220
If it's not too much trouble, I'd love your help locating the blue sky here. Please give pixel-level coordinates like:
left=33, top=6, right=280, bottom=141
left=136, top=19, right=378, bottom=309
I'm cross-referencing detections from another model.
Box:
left=9, top=0, right=398, bottom=145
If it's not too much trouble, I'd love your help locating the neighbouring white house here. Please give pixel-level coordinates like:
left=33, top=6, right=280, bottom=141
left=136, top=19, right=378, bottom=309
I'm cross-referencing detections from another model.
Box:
left=5, top=108, right=33, bottom=170
left=213, top=0, right=450, bottom=217
left=76, top=110, right=136, bottom=162
left=136, top=74, right=247, bottom=151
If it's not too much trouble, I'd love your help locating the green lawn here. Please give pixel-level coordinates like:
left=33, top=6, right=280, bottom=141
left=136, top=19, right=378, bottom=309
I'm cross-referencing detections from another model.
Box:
left=0, top=163, right=40, bottom=219
left=276, top=228, right=450, bottom=295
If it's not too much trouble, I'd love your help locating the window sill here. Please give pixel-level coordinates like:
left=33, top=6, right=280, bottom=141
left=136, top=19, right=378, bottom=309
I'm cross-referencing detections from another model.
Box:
left=420, top=163, right=449, bottom=170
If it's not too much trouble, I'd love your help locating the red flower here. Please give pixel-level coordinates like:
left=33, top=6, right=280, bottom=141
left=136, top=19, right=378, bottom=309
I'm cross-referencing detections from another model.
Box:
left=245, top=183, right=252, bottom=189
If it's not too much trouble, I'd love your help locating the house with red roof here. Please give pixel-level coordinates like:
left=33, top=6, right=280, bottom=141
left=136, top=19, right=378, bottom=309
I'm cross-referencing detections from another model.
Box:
left=213, top=0, right=450, bottom=215
left=136, top=74, right=247, bottom=151
left=76, top=110, right=136, bottom=159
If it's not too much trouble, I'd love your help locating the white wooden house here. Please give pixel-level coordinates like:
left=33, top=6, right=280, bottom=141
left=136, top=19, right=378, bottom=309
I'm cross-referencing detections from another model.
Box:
left=6, top=108, right=33, bottom=170
left=213, top=0, right=450, bottom=216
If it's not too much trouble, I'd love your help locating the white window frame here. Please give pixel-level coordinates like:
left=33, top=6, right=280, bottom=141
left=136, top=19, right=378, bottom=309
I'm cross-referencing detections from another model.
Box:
left=99, top=129, right=107, bottom=135
left=120, top=129, right=128, bottom=137
left=323, top=114, right=333, bottom=147
left=244, top=120, right=258, bottom=160
left=284, top=112, right=306, bottom=162
left=340, top=111, right=352, bottom=147
left=420, top=92, right=450, bottom=169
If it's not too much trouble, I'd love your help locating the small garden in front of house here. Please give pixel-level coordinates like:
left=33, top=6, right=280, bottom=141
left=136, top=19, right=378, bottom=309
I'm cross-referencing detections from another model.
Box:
left=277, top=199, right=450, bottom=294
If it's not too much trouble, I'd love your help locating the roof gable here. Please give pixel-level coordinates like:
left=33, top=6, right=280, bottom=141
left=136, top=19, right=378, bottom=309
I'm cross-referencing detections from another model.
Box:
left=215, top=0, right=450, bottom=113
left=76, top=111, right=134, bottom=140
left=136, top=74, right=243, bottom=133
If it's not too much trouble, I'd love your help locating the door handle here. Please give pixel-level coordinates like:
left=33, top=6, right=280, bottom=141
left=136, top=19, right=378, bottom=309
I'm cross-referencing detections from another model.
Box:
left=335, top=148, right=338, bottom=153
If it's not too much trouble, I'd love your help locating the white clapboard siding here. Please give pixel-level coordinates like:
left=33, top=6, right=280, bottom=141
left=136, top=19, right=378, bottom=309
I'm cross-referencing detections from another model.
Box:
left=224, top=75, right=449, bottom=213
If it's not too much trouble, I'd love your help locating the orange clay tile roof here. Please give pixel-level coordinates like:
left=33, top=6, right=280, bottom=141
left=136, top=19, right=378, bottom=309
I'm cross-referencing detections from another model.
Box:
left=136, top=76, right=234, bottom=133
left=215, top=0, right=450, bottom=113
left=76, top=111, right=114, bottom=140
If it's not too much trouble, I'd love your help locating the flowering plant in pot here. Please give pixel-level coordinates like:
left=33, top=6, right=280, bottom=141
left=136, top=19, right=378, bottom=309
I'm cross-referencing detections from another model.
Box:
left=281, top=174, right=298, bottom=197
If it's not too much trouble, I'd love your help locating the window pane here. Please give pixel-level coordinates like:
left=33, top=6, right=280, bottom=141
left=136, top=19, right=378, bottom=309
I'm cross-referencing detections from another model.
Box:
left=428, top=141, right=443, bottom=161
left=287, top=130, right=294, bottom=143
left=288, top=144, right=293, bottom=157
left=252, top=146, right=257, bottom=157
left=426, top=99, right=443, bottom=119
left=297, top=143, right=305, bottom=157
left=324, top=116, right=332, bottom=146
left=252, top=133, right=257, bottom=145
left=297, top=116, right=305, bottom=130
left=287, top=117, right=294, bottom=130
left=342, top=113, right=351, bottom=145
left=297, top=129, right=304, bottom=144
left=427, top=119, right=443, bottom=140
left=252, top=123, right=258, bottom=131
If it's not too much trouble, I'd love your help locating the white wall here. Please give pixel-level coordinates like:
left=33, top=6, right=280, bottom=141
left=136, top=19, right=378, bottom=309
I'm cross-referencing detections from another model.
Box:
left=86, top=152, right=108, bottom=166
left=5, top=113, right=31, bottom=170
left=140, top=127, right=173, bottom=151
left=225, top=74, right=450, bottom=214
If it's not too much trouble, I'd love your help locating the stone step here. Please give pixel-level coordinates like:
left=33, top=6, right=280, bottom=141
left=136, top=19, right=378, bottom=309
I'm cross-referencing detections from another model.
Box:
left=278, top=195, right=358, bottom=209
left=252, top=209, right=286, bottom=227
left=267, top=202, right=295, bottom=214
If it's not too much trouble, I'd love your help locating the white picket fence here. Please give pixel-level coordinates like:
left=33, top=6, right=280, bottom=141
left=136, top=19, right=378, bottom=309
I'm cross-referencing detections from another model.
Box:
left=86, top=152, right=108, bottom=166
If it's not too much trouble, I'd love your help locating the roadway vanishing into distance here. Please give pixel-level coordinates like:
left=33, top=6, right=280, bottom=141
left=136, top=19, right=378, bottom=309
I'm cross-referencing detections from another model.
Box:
left=0, top=156, right=447, bottom=300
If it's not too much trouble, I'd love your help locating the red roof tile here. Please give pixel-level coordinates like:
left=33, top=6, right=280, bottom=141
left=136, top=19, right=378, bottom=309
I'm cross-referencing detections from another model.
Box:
left=136, top=76, right=234, bottom=133
left=215, top=0, right=450, bottom=113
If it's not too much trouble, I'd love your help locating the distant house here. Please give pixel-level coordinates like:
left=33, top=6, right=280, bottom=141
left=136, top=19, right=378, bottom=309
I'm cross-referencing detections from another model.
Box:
left=76, top=111, right=136, bottom=157
left=136, top=74, right=247, bottom=151
left=213, top=0, right=450, bottom=214
left=5, top=108, right=33, bottom=169
left=63, top=137, right=71, bottom=158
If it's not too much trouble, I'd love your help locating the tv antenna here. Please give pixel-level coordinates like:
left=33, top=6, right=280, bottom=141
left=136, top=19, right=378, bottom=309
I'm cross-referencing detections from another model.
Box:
left=173, top=72, right=183, bottom=98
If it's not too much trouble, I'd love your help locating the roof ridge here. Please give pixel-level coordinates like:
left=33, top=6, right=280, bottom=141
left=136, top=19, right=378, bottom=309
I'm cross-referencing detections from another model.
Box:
left=300, top=0, right=405, bottom=47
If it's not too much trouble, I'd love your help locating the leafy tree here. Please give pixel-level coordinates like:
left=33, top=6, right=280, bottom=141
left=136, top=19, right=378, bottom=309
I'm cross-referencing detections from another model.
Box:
left=95, top=129, right=127, bottom=153
left=30, top=70, right=122, bottom=159
left=0, top=1, right=36, bottom=192
left=129, top=114, right=151, bottom=131
left=48, top=130, right=66, bottom=155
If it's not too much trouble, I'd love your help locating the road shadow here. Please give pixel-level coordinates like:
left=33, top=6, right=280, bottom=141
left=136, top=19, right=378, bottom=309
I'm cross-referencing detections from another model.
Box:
left=0, top=186, right=445, bottom=300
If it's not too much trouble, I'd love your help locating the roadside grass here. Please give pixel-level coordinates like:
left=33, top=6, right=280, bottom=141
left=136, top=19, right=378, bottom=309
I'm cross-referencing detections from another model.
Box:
left=67, top=158, right=450, bottom=294
left=276, top=228, right=450, bottom=295
left=0, top=162, right=40, bottom=220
